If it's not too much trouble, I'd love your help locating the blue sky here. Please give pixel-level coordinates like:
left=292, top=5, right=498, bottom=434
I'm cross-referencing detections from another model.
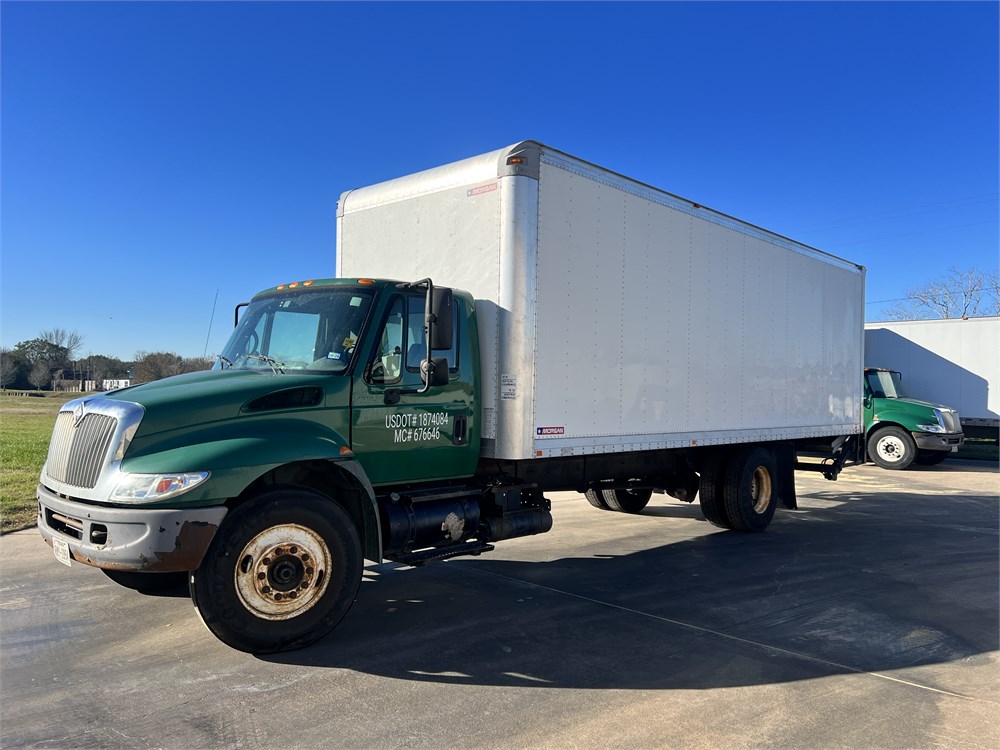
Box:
left=2, top=1, right=997, bottom=361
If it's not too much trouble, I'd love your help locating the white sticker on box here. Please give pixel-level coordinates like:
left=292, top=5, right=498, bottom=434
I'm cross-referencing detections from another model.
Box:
left=500, top=374, right=517, bottom=401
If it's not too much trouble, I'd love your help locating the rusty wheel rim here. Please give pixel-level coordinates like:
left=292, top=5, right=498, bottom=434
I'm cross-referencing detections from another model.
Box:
left=234, top=524, right=332, bottom=621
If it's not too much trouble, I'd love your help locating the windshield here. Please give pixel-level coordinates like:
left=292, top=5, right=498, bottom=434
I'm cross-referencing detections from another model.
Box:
left=215, top=287, right=376, bottom=374
left=866, top=370, right=906, bottom=399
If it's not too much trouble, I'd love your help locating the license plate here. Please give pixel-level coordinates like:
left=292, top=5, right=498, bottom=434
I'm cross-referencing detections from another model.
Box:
left=52, top=537, right=72, bottom=567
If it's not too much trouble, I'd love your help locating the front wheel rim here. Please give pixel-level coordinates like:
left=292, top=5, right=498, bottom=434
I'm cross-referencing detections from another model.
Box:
left=234, top=524, right=332, bottom=621
left=877, top=436, right=906, bottom=463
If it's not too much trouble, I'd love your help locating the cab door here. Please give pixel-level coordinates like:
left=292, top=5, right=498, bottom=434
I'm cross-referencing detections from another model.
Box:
left=351, top=292, right=476, bottom=486
left=862, top=372, right=876, bottom=431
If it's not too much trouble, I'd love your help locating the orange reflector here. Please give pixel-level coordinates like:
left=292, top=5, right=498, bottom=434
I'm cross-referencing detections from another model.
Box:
left=339, top=446, right=353, bottom=456
left=536, top=450, right=543, bottom=457
left=289, top=282, right=300, bottom=288
left=276, top=285, right=286, bottom=290
left=303, top=280, right=314, bottom=286
left=358, top=278, right=375, bottom=285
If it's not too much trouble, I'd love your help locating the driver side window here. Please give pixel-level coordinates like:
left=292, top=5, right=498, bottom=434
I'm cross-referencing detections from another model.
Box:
left=368, top=298, right=404, bottom=384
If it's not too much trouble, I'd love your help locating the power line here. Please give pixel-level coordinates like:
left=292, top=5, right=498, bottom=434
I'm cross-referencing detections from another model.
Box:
left=835, top=219, right=998, bottom=248
left=788, top=192, right=999, bottom=233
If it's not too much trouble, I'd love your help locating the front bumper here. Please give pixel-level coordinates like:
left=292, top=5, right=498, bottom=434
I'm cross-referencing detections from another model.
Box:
left=912, top=432, right=965, bottom=452
left=37, top=483, right=227, bottom=572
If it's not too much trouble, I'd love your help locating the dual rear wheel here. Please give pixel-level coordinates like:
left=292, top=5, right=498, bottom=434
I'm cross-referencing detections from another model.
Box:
left=698, top=446, right=778, bottom=532
left=585, top=486, right=653, bottom=514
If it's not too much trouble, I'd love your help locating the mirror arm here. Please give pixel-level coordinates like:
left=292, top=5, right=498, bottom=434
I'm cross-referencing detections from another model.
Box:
left=234, top=302, right=249, bottom=327
left=396, top=278, right=438, bottom=394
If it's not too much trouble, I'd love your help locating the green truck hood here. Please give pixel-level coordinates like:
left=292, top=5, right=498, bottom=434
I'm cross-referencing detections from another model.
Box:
left=105, top=369, right=345, bottom=438
left=877, top=396, right=950, bottom=412
left=100, top=370, right=354, bottom=504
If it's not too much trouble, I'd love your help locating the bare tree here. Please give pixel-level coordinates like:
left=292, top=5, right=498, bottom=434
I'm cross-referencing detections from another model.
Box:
left=133, top=351, right=184, bottom=383
left=886, top=266, right=998, bottom=320
left=40, top=328, right=84, bottom=360
left=181, top=356, right=213, bottom=373
left=987, top=270, right=1000, bottom=315
left=27, top=360, right=53, bottom=390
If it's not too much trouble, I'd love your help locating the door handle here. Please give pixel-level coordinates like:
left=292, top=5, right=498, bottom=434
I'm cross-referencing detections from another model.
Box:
left=453, top=415, right=467, bottom=446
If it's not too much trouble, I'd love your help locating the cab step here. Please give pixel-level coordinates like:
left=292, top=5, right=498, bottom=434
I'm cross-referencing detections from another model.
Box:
left=386, top=541, right=495, bottom=567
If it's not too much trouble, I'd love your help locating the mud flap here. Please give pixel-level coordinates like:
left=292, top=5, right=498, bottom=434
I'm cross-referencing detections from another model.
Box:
left=775, top=442, right=797, bottom=509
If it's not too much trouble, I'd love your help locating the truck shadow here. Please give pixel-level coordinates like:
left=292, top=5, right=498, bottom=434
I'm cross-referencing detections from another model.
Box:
left=264, top=489, right=999, bottom=691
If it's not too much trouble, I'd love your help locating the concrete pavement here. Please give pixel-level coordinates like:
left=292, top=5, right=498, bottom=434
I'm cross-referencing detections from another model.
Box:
left=2, top=460, right=997, bottom=749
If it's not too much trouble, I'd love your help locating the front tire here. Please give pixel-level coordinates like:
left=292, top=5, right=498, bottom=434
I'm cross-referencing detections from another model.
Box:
left=868, top=426, right=916, bottom=470
left=190, top=488, right=363, bottom=654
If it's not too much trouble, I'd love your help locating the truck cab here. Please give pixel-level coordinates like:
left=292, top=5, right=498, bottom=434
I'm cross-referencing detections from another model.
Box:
left=863, top=368, right=964, bottom=469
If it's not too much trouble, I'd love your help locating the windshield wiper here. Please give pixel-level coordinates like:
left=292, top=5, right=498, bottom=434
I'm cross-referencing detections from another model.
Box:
left=247, top=353, right=286, bottom=374
left=214, top=353, right=234, bottom=369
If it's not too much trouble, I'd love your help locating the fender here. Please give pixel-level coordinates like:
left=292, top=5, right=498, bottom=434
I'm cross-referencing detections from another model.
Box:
left=121, top=417, right=353, bottom=505
left=335, top=457, right=383, bottom=562
left=120, top=418, right=385, bottom=561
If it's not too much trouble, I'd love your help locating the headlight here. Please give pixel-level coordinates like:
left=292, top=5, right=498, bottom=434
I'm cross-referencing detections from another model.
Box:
left=111, top=472, right=210, bottom=503
left=916, top=423, right=945, bottom=433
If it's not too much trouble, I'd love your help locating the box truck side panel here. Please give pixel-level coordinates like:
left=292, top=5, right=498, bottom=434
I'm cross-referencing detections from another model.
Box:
left=530, top=154, right=863, bottom=458
left=864, top=317, right=1000, bottom=423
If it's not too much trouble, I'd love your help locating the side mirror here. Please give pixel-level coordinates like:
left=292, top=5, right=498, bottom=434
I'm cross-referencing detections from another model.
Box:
left=421, top=357, right=450, bottom=387
left=429, top=288, right=453, bottom=350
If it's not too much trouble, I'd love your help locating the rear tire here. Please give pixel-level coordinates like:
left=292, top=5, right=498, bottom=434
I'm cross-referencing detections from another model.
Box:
left=104, top=570, right=188, bottom=593
left=602, top=488, right=652, bottom=514
left=868, top=426, right=916, bottom=470
left=190, top=488, right=362, bottom=654
left=722, top=446, right=778, bottom=532
left=698, top=454, right=733, bottom=529
left=914, top=449, right=949, bottom=466
left=584, top=489, right=610, bottom=510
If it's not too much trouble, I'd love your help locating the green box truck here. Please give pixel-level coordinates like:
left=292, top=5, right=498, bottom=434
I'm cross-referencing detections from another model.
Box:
left=37, top=142, right=866, bottom=653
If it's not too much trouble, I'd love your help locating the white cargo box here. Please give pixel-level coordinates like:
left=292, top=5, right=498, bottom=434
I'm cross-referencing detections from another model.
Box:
left=338, top=142, right=865, bottom=461
left=865, top=317, right=1000, bottom=426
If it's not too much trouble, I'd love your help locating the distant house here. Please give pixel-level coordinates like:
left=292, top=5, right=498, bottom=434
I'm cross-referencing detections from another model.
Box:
left=82, top=379, right=132, bottom=392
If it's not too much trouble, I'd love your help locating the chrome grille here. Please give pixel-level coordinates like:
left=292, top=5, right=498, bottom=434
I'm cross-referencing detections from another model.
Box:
left=46, top=412, right=118, bottom=489
left=941, top=410, right=962, bottom=433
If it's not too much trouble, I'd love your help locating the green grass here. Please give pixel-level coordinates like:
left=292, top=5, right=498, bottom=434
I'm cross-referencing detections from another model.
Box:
left=0, top=392, right=80, bottom=533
